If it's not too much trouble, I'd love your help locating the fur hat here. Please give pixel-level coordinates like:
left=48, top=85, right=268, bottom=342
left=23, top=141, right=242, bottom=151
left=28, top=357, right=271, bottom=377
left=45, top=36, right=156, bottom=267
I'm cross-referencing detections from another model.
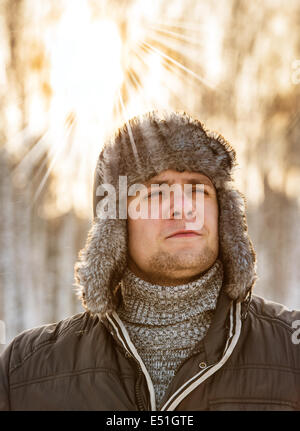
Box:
left=74, top=111, right=257, bottom=317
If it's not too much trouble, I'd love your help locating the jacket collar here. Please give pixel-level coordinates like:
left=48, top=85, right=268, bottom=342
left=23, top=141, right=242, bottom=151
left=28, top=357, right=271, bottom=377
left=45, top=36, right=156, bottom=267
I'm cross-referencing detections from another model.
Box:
left=101, top=285, right=236, bottom=365
left=202, top=287, right=233, bottom=364
left=100, top=286, right=243, bottom=412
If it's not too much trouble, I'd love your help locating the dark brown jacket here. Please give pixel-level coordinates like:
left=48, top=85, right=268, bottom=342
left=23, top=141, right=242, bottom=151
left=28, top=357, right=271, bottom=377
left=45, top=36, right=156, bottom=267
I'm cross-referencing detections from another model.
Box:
left=0, top=291, right=299, bottom=411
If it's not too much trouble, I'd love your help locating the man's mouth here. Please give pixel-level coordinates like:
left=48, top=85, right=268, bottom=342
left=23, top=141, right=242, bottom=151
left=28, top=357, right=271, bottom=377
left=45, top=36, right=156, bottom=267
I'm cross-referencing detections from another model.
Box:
left=166, top=230, right=201, bottom=239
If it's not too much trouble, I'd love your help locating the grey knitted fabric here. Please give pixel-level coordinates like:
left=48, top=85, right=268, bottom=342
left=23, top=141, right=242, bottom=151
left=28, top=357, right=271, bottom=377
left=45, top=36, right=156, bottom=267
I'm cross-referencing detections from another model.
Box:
left=117, top=259, right=223, bottom=408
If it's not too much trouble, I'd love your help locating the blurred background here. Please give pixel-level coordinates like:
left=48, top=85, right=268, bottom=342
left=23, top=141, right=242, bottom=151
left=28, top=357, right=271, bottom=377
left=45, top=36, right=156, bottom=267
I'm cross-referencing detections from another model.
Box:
left=0, top=0, right=299, bottom=346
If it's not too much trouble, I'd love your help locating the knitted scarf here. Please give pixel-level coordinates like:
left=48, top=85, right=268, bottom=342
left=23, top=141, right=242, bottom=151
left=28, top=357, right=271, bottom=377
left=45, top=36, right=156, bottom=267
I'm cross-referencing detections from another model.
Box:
left=116, top=259, right=223, bottom=408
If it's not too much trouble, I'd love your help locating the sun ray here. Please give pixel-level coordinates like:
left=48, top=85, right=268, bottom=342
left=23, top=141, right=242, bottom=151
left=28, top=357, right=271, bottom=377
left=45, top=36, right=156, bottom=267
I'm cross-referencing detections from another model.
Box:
left=143, top=31, right=211, bottom=79
left=118, top=90, right=142, bottom=170
left=128, top=49, right=165, bottom=109
left=126, top=67, right=166, bottom=114
left=127, top=68, right=143, bottom=92
left=144, top=29, right=207, bottom=68
left=133, top=43, right=206, bottom=100
left=144, top=19, right=207, bottom=34
left=3, top=125, right=32, bottom=158
left=146, top=23, right=205, bottom=47
left=30, top=152, right=60, bottom=209
left=29, top=142, right=62, bottom=205
left=140, top=41, right=215, bottom=89
left=29, top=121, right=74, bottom=208
left=11, top=131, right=49, bottom=177
left=126, top=69, right=153, bottom=112
left=131, top=46, right=184, bottom=109
left=28, top=116, right=75, bottom=190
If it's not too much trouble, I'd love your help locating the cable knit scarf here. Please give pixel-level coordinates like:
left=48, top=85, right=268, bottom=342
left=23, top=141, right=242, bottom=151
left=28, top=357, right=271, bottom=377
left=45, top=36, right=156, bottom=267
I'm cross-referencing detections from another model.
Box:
left=116, top=259, right=223, bottom=408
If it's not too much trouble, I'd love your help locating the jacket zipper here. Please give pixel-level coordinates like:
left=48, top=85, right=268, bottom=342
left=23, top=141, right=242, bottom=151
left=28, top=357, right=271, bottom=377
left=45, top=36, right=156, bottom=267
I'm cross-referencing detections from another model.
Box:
left=108, top=303, right=241, bottom=411
left=160, top=302, right=242, bottom=411
left=135, top=363, right=145, bottom=411
left=125, top=350, right=146, bottom=410
left=107, top=312, right=157, bottom=410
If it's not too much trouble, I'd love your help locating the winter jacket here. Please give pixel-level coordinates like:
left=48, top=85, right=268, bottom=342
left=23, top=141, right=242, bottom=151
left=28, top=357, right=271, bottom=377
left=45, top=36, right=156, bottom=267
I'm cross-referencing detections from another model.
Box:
left=0, top=290, right=299, bottom=411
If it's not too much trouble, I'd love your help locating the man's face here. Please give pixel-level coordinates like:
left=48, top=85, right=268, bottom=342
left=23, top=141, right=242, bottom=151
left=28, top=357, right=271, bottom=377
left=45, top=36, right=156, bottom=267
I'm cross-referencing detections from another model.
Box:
left=127, top=169, right=219, bottom=285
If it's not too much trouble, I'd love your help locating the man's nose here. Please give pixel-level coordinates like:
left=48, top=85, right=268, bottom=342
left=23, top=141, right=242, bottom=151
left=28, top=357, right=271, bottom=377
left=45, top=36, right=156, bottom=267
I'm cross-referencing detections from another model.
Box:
left=171, top=189, right=197, bottom=221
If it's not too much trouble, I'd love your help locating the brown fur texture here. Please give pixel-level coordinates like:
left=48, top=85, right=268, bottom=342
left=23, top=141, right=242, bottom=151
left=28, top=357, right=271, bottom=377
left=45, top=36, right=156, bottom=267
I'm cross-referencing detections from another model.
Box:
left=74, top=111, right=257, bottom=317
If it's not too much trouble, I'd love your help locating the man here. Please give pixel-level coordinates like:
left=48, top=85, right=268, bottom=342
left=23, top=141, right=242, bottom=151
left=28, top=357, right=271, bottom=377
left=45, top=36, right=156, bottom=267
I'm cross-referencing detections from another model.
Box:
left=0, top=111, right=299, bottom=410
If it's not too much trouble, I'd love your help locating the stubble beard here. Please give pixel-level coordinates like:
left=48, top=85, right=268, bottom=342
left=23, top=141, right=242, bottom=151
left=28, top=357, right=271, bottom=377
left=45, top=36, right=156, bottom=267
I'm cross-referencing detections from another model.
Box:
left=144, top=245, right=218, bottom=286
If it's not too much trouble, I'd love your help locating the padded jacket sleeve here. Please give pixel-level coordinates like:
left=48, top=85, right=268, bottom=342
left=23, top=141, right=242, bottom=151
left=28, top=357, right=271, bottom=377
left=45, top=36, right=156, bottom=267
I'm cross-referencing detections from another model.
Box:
left=0, top=340, right=13, bottom=411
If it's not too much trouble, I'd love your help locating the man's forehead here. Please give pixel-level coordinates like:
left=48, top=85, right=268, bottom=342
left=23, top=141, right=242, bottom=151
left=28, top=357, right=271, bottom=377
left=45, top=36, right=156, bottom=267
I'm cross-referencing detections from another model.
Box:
left=144, top=170, right=214, bottom=187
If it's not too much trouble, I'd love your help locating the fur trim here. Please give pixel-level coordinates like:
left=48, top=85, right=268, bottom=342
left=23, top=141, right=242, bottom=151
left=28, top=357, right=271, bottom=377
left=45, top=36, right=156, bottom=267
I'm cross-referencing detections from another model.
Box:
left=74, top=110, right=257, bottom=317
left=74, top=219, right=127, bottom=315
left=218, top=185, right=257, bottom=301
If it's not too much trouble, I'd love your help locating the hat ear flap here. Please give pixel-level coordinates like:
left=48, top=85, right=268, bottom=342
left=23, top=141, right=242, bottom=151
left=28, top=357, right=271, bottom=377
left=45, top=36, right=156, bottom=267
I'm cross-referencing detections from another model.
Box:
left=74, top=218, right=127, bottom=316
left=218, top=186, right=257, bottom=301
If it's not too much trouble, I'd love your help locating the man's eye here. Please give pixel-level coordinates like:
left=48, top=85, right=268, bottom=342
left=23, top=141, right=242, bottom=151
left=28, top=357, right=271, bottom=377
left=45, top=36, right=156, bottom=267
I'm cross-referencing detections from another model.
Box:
left=192, top=186, right=208, bottom=195
left=150, top=190, right=163, bottom=197
left=196, top=189, right=209, bottom=195
left=143, top=190, right=162, bottom=200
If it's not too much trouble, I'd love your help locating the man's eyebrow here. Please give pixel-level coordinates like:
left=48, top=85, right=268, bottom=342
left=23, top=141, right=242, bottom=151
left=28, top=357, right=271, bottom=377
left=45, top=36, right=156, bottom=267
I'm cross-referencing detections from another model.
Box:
left=145, top=178, right=214, bottom=187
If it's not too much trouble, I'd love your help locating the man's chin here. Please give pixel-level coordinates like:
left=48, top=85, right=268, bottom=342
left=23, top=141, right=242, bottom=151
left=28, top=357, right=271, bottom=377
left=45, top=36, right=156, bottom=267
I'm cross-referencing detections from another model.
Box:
left=147, top=248, right=218, bottom=279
